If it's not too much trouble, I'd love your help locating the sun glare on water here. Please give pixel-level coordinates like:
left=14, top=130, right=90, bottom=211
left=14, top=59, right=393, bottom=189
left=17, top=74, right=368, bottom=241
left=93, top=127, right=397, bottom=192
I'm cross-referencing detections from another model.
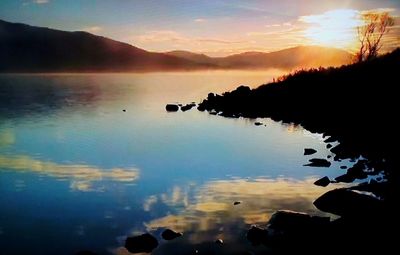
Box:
left=301, top=9, right=364, bottom=50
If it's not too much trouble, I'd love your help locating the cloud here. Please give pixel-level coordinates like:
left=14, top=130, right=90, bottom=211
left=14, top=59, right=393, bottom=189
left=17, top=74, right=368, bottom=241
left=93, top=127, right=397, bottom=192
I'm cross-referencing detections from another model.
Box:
left=135, top=30, right=250, bottom=45
left=194, top=18, right=207, bottom=23
left=33, top=0, right=49, bottom=4
left=81, top=26, right=103, bottom=34
left=0, top=154, right=140, bottom=192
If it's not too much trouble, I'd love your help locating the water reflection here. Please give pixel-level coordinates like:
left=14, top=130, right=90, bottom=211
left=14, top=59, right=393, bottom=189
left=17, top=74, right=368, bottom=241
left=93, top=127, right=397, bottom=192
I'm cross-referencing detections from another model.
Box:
left=146, top=178, right=334, bottom=232
left=114, top=178, right=343, bottom=255
left=0, top=154, right=139, bottom=191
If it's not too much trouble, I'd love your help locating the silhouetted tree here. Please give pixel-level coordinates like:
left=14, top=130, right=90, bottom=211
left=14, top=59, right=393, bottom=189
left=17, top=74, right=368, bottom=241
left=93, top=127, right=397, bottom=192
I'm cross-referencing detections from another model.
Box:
left=356, top=12, right=394, bottom=62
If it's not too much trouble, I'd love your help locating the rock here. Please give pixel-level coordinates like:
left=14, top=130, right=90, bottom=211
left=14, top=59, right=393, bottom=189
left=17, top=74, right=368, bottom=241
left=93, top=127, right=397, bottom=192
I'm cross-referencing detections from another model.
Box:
left=166, top=104, right=179, bottom=112
left=209, top=110, right=218, bottom=115
left=304, top=158, right=331, bottom=167
left=215, top=239, right=224, bottom=245
left=122, top=109, right=126, bottom=112
left=181, top=104, right=195, bottom=112
left=340, top=165, right=347, bottom=169
left=161, top=229, right=182, bottom=240
left=326, top=144, right=332, bottom=149
left=313, top=188, right=383, bottom=216
left=324, top=136, right=337, bottom=143
left=246, top=226, right=268, bottom=246
left=314, top=176, right=330, bottom=187
left=267, top=210, right=330, bottom=231
left=327, top=155, right=332, bottom=159
left=125, top=233, right=158, bottom=253
left=254, top=122, right=263, bottom=126
left=233, top=201, right=241, bottom=205
left=304, top=148, right=317, bottom=155
left=335, top=173, right=356, bottom=183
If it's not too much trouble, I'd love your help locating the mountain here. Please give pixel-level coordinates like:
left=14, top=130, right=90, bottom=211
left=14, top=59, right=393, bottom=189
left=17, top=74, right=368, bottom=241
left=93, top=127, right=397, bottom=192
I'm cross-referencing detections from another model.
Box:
left=167, top=46, right=352, bottom=70
left=0, top=19, right=211, bottom=72
left=0, top=19, right=352, bottom=72
left=165, top=50, right=215, bottom=65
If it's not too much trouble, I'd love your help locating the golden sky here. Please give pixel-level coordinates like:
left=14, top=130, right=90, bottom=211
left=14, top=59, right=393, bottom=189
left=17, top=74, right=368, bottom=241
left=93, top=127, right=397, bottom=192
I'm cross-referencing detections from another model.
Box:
left=1, top=0, right=399, bottom=56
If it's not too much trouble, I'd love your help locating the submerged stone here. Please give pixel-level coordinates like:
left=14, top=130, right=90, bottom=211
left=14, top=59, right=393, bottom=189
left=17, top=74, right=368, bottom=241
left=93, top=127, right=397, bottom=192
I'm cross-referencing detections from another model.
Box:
left=161, top=229, right=182, bottom=240
left=125, top=233, right=158, bottom=253
left=314, top=176, right=330, bottom=187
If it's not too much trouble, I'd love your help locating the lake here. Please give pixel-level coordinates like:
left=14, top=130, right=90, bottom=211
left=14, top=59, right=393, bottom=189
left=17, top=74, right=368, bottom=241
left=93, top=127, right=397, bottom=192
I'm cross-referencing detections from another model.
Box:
left=0, top=72, right=348, bottom=255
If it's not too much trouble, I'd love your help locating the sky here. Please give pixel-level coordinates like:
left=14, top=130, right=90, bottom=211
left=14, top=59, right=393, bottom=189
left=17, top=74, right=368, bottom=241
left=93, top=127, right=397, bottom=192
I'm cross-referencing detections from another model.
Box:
left=1, top=0, right=399, bottom=56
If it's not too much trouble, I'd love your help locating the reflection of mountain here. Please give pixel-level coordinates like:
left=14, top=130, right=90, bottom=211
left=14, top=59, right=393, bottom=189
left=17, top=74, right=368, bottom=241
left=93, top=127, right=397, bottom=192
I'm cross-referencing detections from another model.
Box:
left=115, top=179, right=344, bottom=255
left=166, top=46, right=352, bottom=69
left=0, top=75, right=103, bottom=119
left=0, top=19, right=210, bottom=72
left=1, top=19, right=351, bottom=72
left=0, top=154, right=139, bottom=191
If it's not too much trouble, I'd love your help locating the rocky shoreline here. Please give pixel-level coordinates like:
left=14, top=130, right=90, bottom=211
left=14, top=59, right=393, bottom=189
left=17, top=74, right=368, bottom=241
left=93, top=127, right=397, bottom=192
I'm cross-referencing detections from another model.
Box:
left=189, top=50, right=399, bottom=253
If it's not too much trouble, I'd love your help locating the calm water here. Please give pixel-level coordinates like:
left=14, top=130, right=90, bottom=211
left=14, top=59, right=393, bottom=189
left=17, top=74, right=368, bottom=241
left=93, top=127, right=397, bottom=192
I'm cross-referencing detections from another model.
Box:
left=0, top=72, right=348, bottom=255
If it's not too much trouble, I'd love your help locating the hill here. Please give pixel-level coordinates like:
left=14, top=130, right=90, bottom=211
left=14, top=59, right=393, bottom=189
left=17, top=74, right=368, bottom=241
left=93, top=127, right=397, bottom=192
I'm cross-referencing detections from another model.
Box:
left=0, top=19, right=210, bottom=72
left=167, top=46, right=352, bottom=70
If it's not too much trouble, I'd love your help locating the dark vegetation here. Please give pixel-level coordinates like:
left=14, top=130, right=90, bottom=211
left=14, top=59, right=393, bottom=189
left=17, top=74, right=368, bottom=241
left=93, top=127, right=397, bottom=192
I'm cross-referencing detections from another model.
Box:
left=197, top=49, right=400, bottom=254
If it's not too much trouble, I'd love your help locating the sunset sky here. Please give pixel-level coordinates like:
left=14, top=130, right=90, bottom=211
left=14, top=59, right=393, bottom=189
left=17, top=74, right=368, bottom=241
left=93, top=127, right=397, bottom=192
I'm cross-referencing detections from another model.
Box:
left=1, top=0, right=399, bottom=56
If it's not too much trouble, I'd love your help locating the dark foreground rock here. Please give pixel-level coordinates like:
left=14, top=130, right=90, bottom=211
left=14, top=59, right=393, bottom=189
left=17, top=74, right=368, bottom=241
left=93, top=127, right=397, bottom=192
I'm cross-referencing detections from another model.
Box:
left=313, top=188, right=383, bottom=216
left=304, top=158, right=331, bottom=167
left=313, top=176, right=330, bottom=187
left=166, top=104, right=179, bottom=112
left=246, top=226, right=268, bottom=246
left=304, top=148, right=317, bottom=155
left=161, top=229, right=182, bottom=240
left=125, top=233, right=158, bottom=253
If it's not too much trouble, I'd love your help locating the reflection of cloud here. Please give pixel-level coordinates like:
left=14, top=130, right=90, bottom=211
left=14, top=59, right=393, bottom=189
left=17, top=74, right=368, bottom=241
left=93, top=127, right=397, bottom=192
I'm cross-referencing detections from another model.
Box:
left=33, top=0, right=49, bottom=4
left=143, top=195, right=158, bottom=211
left=144, top=178, right=344, bottom=242
left=0, top=129, right=15, bottom=148
left=0, top=154, right=139, bottom=191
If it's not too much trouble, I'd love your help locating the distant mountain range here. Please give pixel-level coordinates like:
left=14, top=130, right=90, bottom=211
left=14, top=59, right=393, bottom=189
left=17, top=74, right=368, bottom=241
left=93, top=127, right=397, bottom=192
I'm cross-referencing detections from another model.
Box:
left=0, top=19, right=352, bottom=72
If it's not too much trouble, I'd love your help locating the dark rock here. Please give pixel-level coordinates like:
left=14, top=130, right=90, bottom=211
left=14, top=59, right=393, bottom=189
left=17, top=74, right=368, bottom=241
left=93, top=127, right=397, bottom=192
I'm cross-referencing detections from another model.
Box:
left=246, top=226, right=268, bottom=246
left=122, top=109, right=126, bottom=112
left=233, top=201, right=241, bottom=205
left=304, top=148, right=317, bottom=155
left=125, top=233, right=158, bottom=253
left=209, top=110, right=218, bottom=115
left=215, top=239, right=224, bottom=245
left=327, top=155, right=332, bottom=159
left=267, top=210, right=330, bottom=231
left=161, top=229, right=182, bottom=240
left=166, top=104, right=179, bottom=112
left=326, top=144, right=332, bottom=149
left=181, top=104, right=195, bottom=112
left=324, top=136, right=337, bottom=143
left=340, top=165, right=347, bottom=169
left=254, top=122, right=263, bottom=126
left=313, top=188, right=383, bottom=216
left=335, top=173, right=356, bottom=183
left=314, top=176, right=330, bottom=187
left=304, top=158, right=331, bottom=167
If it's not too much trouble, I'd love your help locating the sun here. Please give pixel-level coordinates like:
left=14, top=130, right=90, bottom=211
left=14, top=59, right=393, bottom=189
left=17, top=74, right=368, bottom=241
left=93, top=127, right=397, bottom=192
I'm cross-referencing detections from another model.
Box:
left=300, top=9, right=364, bottom=50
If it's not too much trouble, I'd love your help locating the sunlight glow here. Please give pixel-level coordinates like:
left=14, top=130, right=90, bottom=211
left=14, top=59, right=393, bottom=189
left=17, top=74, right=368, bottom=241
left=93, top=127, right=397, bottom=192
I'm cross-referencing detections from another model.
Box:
left=300, top=9, right=364, bottom=50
